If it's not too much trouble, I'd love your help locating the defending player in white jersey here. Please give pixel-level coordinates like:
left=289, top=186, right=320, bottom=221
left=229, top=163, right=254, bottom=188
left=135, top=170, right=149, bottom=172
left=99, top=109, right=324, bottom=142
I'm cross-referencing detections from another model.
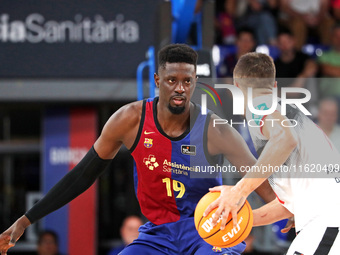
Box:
left=205, top=52, right=340, bottom=255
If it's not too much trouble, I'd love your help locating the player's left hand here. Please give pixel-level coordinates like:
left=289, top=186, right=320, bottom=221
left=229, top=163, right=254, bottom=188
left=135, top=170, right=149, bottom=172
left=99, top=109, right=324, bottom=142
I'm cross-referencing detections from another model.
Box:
left=281, top=217, right=295, bottom=233
left=0, top=216, right=30, bottom=255
left=203, top=185, right=246, bottom=230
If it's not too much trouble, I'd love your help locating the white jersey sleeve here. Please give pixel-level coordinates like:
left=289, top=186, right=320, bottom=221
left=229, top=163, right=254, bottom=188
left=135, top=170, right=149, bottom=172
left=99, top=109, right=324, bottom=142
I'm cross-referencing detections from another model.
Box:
left=245, top=95, right=340, bottom=232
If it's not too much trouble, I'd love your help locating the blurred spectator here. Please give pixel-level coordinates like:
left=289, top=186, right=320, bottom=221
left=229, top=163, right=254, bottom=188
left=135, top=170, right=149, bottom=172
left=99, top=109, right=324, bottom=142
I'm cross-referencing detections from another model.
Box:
left=215, top=0, right=237, bottom=44
left=240, top=0, right=278, bottom=45
left=280, top=0, right=334, bottom=49
left=318, top=24, right=340, bottom=99
left=317, top=98, right=340, bottom=151
left=243, top=233, right=256, bottom=254
left=107, top=215, right=143, bottom=255
left=331, top=0, right=340, bottom=21
left=275, top=27, right=318, bottom=98
left=37, top=230, right=60, bottom=255
left=219, top=27, right=256, bottom=77
left=217, top=27, right=256, bottom=124
left=226, top=0, right=278, bottom=45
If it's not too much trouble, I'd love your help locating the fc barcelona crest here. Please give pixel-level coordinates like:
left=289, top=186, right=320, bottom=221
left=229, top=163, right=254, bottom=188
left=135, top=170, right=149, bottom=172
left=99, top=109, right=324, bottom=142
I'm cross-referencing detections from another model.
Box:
left=212, top=246, right=222, bottom=252
left=144, top=138, right=153, bottom=148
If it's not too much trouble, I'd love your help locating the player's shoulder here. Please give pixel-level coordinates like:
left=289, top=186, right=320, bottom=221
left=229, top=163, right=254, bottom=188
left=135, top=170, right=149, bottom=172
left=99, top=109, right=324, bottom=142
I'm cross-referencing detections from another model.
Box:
left=119, top=100, right=144, bottom=115
left=207, top=113, right=233, bottom=135
left=106, top=100, right=143, bottom=128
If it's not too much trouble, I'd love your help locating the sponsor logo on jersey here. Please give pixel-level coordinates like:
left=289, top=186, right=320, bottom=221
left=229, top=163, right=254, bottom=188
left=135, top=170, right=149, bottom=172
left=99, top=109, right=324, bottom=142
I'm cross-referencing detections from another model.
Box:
left=144, top=130, right=155, bottom=135
left=181, top=145, right=196, bottom=156
left=143, top=155, right=159, bottom=170
left=162, top=159, right=196, bottom=175
left=293, top=252, right=303, bottom=255
left=144, top=138, right=153, bottom=148
left=212, top=246, right=222, bottom=252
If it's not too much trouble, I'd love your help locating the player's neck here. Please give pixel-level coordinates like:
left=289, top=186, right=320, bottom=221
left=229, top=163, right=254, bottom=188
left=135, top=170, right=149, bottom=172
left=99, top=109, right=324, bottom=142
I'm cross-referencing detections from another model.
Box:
left=252, top=88, right=273, bottom=98
left=156, top=102, right=191, bottom=137
left=242, top=88, right=274, bottom=113
left=241, top=87, right=273, bottom=99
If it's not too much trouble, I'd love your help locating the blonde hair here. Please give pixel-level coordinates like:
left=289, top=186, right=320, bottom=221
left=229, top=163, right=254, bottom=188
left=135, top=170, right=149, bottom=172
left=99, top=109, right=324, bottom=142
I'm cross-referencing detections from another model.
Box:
left=233, top=52, right=276, bottom=88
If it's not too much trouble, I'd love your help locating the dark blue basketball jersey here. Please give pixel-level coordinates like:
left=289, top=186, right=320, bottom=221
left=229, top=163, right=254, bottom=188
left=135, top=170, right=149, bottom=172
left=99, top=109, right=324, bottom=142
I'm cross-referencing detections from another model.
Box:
left=130, top=97, right=223, bottom=225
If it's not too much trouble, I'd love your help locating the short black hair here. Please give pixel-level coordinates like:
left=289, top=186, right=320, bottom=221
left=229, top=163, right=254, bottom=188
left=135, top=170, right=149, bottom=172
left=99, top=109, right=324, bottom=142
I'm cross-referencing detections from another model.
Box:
left=236, top=27, right=255, bottom=40
left=277, top=26, right=293, bottom=37
left=158, top=44, right=198, bottom=70
left=38, top=230, right=59, bottom=245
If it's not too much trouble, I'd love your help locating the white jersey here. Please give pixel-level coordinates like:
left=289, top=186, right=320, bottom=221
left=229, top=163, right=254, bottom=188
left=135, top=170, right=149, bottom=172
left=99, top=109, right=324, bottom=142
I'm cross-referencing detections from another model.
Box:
left=289, top=0, right=321, bottom=14
left=245, top=95, right=340, bottom=232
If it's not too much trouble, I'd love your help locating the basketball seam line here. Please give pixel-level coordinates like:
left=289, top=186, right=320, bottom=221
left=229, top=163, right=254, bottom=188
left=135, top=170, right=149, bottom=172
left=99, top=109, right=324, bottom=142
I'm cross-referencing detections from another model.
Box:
left=219, top=201, right=252, bottom=247
left=200, top=202, right=247, bottom=240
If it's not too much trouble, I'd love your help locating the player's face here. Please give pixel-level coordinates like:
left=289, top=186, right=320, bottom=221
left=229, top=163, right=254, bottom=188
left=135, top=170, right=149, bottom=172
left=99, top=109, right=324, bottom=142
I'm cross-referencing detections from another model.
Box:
left=155, top=62, right=197, bottom=114
left=277, top=34, right=295, bottom=53
left=37, top=234, right=58, bottom=255
left=237, top=32, right=255, bottom=55
left=121, top=217, right=142, bottom=245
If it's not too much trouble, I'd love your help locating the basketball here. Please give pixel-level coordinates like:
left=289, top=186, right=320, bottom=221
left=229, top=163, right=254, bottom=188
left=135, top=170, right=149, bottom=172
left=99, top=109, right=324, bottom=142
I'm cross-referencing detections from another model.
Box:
left=194, top=191, right=253, bottom=248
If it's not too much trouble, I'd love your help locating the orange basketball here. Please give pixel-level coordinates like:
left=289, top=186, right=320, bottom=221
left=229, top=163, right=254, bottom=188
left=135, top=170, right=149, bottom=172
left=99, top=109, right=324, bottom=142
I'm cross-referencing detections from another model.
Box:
left=194, top=191, right=253, bottom=248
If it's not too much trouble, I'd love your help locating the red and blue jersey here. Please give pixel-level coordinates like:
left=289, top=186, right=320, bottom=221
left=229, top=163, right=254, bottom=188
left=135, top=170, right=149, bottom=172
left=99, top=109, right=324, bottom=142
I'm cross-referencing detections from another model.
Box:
left=130, top=97, right=223, bottom=225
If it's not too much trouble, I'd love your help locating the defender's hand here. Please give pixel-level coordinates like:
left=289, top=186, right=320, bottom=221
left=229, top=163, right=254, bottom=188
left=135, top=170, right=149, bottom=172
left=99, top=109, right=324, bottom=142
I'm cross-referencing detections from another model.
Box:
left=203, top=185, right=246, bottom=230
left=281, top=217, right=295, bottom=233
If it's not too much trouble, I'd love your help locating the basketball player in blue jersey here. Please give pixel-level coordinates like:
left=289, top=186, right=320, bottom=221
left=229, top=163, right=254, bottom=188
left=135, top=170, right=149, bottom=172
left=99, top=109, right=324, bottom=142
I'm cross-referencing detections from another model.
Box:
left=206, top=52, right=340, bottom=254
left=0, top=44, right=274, bottom=255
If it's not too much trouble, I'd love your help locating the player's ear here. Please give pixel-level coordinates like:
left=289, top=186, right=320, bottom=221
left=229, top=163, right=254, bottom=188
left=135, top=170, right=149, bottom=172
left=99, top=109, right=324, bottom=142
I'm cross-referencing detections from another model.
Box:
left=274, top=81, right=277, bottom=88
left=234, top=81, right=239, bottom=88
left=154, top=73, right=160, bottom=88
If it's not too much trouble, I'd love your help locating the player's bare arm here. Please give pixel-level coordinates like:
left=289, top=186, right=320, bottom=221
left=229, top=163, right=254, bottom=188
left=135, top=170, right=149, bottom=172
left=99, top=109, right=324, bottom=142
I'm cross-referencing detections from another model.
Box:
left=218, top=112, right=297, bottom=227
left=94, top=100, right=143, bottom=158
left=236, top=111, right=298, bottom=196
left=0, top=101, right=143, bottom=255
left=205, top=111, right=297, bottom=229
left=204, top=114, right=275, bottom=229
left=252, top=198, right=293, bottom=227
left=207, top=114, right=256, bottom=169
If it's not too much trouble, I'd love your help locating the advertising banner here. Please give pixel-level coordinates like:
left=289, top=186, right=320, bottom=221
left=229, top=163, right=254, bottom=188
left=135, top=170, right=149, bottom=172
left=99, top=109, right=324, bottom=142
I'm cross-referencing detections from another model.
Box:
left=43, top=108, right=97, bottom=255
left=0, top=0, right=161, bottom=78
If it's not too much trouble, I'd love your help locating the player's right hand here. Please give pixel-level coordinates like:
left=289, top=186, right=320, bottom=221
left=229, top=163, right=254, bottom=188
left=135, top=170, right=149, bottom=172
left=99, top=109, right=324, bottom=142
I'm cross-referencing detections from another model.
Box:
left=0, top=216, right=31, bottom=255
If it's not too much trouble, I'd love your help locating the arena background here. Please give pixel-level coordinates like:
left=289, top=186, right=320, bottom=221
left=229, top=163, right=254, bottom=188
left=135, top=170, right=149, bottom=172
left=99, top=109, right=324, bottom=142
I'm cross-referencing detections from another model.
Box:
left=1, top=0, right=338, bottom=254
